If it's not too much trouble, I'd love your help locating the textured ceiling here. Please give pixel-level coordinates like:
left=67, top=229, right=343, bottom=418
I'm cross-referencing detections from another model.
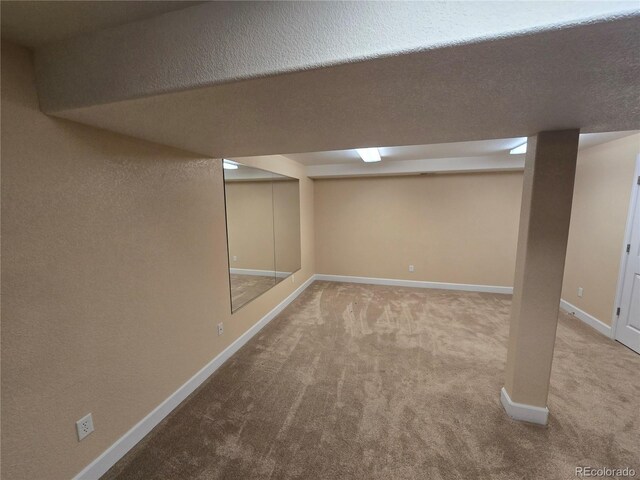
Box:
left=223, top=163, right=290, bottom=182
left=284, top=133, right=638, bottom=166
left=33, top=1, right=639, bottom=111
left=0, top=1, right=201, bottom=48
left=5, top=2, right=638, bottom=159
left=53, top=15, right=640, bottom=158
left=285, top=138, right=528, bottom=167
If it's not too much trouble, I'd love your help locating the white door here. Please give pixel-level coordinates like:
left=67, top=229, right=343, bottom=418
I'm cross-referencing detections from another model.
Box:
left=616, top=174, right=640, bottom=353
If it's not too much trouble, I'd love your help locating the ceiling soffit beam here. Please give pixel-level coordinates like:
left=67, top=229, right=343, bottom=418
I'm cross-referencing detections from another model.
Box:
left=52, top=14, right=640, bottom=159
left=305, top=156, right=525, bottom=179
left=34, top=1, right=639, bottom=112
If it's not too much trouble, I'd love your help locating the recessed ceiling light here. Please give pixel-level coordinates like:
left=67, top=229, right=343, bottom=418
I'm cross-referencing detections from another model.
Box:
left=509, top=143, right=527, bottom=155
left=222, top=159, right=238, bottom=170
left=356, top=147, right=382, bottom=162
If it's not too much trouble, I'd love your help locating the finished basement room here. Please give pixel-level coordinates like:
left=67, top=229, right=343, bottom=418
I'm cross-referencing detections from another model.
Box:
left=1, top=2, right=639, bottom=480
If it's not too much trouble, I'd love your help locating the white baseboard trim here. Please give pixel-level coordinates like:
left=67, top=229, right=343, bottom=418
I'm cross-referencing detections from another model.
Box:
left=315, top=274, right=513, bottom=295
left=559, top=299, right=612, bottom=337
left=500, top=387, right=549, bottom=425
left=230, top=268, right=292, bottom=278
left=73, top=274, right=316, bottom=480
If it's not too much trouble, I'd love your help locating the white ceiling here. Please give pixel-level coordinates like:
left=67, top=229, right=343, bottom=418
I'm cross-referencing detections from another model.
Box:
left=0, top=1, right=202, bottom=48
left=283, top=132, right=638, bottom=167
left=223, top=162, right=290, bottom=182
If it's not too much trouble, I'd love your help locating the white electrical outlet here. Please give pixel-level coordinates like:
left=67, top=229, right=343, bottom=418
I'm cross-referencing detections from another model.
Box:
left=76, top=413, right=94, bottom=441
left=217, top=322, right=224, bottom=336
left=291, top=274, right=295, bottom=283
left=578, top=287, right=583, bottom=297
left=232, top=255, right=237, bottom=262
left=409, top=265, right=415, bottom=273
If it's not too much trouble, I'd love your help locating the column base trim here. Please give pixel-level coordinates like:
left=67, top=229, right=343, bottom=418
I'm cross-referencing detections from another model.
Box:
left=500, top=387, right=549, bottom=425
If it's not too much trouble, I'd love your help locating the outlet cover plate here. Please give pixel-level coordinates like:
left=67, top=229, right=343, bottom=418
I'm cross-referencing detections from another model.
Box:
left=76, top=413, right=94, bottom=441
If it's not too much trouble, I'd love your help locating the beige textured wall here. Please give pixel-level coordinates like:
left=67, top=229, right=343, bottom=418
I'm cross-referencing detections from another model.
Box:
left=314, top=172, right=523, bottom=286
left=314, top=135, right=639, bottom=328
left=225, top=181, right=275, bottom=271
left=0, top=42, right=314, bottom=480
left=562, top=134, right=640, bottom=324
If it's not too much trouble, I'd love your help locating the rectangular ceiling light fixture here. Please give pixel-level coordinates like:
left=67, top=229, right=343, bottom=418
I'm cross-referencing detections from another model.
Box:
left=356, top=147, right=382, bottom=162
left=509, top=143, right=527, bottom=155
left=223, top=159, right=239, bottom=169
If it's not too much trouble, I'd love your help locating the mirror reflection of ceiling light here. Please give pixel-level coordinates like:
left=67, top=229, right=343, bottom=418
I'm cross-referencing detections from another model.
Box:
left=356, top=147, right=382, bottom=162
left=223, top=159, right=239, bottom=170
left=509, top=143, right=527, bottom=155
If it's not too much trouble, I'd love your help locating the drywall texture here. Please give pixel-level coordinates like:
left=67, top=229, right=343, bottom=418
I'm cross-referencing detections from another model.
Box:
left=314, top=172, right=523, bottom=287
left=0, top=42, right=314, bottom=480
left=314, top=135, right=639, bottom=330
left=0, top=1, right=200, bottom=48
left=51, top=12, right=640, bottom=159
left=34, top=1, right=638, bottom=110
left=562, top=134, right=640, bottom=324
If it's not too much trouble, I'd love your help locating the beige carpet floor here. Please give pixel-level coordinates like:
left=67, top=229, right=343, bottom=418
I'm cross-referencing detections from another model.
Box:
left=102, top=281, right=640, bottom=480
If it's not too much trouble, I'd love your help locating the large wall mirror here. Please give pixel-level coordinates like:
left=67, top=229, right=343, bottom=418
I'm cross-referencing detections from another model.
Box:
left=223, top=160, right=301, bottom=312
